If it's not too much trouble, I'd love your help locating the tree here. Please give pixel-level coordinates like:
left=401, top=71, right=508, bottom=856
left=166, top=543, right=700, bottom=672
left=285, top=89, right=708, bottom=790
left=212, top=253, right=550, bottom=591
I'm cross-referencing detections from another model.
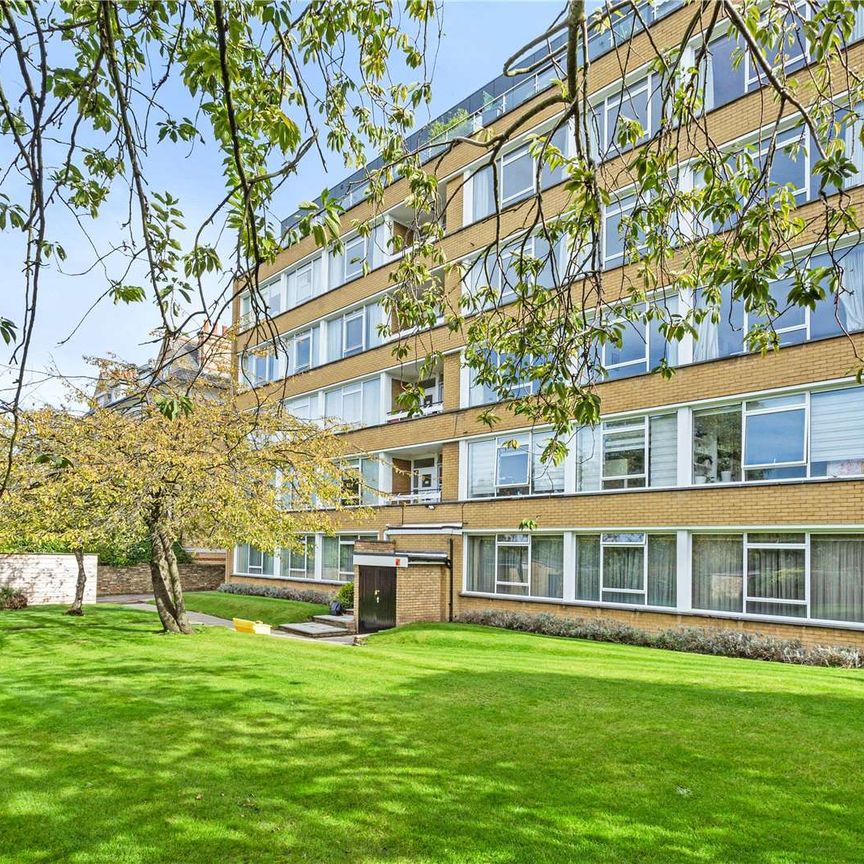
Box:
left=0, top=379, right=356, bottom=633
left=371, top=1, right=864, bottom=459
left=0, top=0, right=437, bottom=496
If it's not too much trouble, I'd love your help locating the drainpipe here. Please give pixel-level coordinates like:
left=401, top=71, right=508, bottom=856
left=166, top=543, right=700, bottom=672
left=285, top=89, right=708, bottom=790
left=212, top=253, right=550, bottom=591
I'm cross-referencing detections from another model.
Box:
left=448, top=537, right=454, bottom=622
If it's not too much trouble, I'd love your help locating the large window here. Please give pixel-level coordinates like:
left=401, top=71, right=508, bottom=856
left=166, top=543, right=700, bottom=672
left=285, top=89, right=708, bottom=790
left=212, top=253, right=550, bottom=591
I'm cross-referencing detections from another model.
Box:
left=467, top=431, right=564, bottom=498
left=693, top=385, right=864, bottom=484
left=467, top=534, right=564, bottom=599
left=241, top=343, right=282, bottom=386
left=324, top=378, right=381, bottom=428
left=326, top=303, right=384, bottom=362
left=577, top=413, right=677, bottom=492
left=693, top=246, right=864, bottom=362
left=693, top=532, right=864, bottom=623
left=592, top=73, right=661, bottom=157
left=321, top=534, right=377, bottom=582
left=283, top=535, right=316, bottom=580
left=234, top=543, right=276, bottom=577
left=467, top=350, right=542, bottom=406
left=601, top=298, right=679, bottom=380
left=328, top=222, right=389, bottom=289
left=575, top=533, right=676, bottom=607
left=340, top=457, right=379, bottom=506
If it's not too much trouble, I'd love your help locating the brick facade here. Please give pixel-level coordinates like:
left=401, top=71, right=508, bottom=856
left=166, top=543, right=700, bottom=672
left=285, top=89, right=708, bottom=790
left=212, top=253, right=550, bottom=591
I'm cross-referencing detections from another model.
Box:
left=97, top=563, right=225, bottom=596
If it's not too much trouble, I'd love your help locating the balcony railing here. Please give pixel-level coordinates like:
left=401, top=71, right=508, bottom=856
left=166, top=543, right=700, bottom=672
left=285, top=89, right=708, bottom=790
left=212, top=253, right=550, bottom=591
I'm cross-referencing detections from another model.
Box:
left=389, top=487, right=442, bottom=504
left=387, top=401, right=443, bottom=423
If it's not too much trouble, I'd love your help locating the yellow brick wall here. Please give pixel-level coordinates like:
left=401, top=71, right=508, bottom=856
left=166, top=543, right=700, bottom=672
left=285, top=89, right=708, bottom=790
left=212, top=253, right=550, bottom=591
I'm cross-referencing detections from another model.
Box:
left=396, top=564, right=449, bottom=626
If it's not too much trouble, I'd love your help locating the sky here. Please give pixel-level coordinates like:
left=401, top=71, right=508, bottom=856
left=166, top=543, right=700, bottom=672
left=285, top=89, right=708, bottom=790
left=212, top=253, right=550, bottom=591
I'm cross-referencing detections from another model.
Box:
left=0, top=0, right=567, bottom=407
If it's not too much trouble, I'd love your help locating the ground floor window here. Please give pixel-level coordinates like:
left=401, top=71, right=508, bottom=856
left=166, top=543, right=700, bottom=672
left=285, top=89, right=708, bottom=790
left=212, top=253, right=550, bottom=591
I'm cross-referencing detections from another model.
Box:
left=235, top=543, right=276, bottom=577
left=467, top=534, right=564, bottom=599
left=693, top=533, right=864, bottom=623
left=322, top=534, right=377, bottom=582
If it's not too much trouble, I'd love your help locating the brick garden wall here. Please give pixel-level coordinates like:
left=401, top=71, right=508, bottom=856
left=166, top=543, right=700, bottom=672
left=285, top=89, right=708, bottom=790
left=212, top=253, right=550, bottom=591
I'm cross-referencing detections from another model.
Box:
left=97, top=563, right=225, bottom=596
left=0, top=554, right=97, bottom=605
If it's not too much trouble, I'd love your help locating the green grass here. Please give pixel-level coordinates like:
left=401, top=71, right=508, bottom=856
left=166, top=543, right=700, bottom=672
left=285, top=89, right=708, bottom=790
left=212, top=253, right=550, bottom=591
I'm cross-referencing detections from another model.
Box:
left=2, top=606, right=864, bottom=863
left=181, top=590, right=327, bottom=626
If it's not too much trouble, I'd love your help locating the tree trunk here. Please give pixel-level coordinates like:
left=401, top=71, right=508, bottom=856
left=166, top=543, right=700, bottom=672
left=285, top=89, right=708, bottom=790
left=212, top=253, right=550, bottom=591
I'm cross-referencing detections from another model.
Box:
left=66, top=547, right=87, bottom=616
left=147, top=508, right=192, bottom=634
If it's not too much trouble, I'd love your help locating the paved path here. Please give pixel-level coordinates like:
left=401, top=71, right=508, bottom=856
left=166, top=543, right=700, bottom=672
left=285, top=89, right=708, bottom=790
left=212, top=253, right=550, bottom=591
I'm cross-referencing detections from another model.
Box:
left=122, top=602, right=355, bottom=645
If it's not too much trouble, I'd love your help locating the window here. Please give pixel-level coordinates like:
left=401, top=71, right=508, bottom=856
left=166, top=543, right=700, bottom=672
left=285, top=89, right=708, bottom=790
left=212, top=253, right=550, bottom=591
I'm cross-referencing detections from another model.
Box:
left=264, top=279, right=283, bottom=316
left=810, top=387, right=864, bottom=478
left=466, top=534, right=564, bottom=599
left=234, top=543, right=276, bottom=577
left=692, top=533, right=807, bottom=619
left=326, top=303, right=384, bottom=362
left=467, top=432, right=565, bottom=498
left=242, top=344, right=282, bottom=386
left=286, top=256, right=323, bottom=308
left=693, top=245, right=864, bottom=362
left=321, top=534, right=377, bottom=582
left=743, top=394, right=807, bottom=480
left=283, top=535, right=316, bottom=579
left=344, top=235, right=367, bottom=282
left=602, top=191, right=650, bottom=269
left=340, top=457, right=379, bottom=506
left=693, top=405, right=742, bottom=484
left=294, top=262, right=313, bottom=303
left=500, top=145, right=534, bottom=204
left=810, top=535, right=864, bottom=623
left=284, top=394, right=316, bottom=421
left=575, top=533, right=676, bottom=607
left=577, top=413, right=677, bottom=492
left=601, top=297, right=679, bottom=379
left=594, top=73, right=659, bottom=156
left=540, top=124, right=570, bottom=190
left=467, top=351, right=542, bottom=406
left=239, top=292, right=252, bottom=328
left=293, top=329, right=313, bottom=372
left=324, top=378, right=381, bottom=428
left=464, top=234, right=563, bottom=308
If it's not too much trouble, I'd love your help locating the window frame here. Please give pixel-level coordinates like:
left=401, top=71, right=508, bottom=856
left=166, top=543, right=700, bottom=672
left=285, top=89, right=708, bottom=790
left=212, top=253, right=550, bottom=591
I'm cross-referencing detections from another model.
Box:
left=342, top=307, right=366, bottom=357
left=744, top=533, right=809, bottom=617
left=742, top=394, right=808, bottom=479
left=601, top=417, right=648, bottom=489
left=600, top=531, right=648, bottom=605
left=343, top=234, right=368, bottom=282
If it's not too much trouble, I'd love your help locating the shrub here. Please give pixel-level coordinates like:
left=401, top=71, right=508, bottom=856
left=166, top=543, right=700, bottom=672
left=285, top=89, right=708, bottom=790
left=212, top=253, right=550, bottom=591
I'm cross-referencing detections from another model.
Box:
left=454, top=609, right=864, bottom=669
left=334, top=581, right=354, bottom=609
left=218, top=581, right=331, bottom=605
left=0, top=586, right=28, bottom=610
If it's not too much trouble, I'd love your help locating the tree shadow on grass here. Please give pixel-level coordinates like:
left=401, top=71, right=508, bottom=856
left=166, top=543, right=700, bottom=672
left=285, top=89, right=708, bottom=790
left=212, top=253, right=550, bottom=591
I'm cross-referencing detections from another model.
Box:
left=1, top=613, right=864, bottom=863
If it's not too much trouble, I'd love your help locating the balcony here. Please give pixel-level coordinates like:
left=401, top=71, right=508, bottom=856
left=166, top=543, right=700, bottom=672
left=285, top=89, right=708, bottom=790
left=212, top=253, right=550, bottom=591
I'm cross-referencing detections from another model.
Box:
left=384, top=446, right=443, bottom=505
left=385, top=359, right=444, bottom=424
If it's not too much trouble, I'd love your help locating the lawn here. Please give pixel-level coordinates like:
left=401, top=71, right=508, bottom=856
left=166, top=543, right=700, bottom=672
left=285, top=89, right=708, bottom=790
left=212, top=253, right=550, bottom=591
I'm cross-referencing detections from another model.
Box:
left=2, top=606, right=864, bottom=863
left=181, top=590, right=327, bottom=626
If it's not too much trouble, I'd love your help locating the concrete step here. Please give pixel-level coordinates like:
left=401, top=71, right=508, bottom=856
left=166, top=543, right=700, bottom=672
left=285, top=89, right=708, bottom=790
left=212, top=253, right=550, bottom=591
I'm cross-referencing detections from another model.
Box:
left=313, top=613, right=355, bottom=632
left=278, top=621, right=349, bottom=639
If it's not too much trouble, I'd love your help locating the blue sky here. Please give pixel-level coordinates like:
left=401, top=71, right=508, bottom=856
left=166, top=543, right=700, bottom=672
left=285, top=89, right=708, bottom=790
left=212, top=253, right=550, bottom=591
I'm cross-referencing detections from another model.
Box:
left=2, top=0, right=570, bottom=406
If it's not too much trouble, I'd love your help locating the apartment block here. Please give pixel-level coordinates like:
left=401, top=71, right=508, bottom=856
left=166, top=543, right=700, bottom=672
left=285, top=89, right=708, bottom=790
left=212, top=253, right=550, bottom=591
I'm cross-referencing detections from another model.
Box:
left=231, top=2, right=864, bottom=647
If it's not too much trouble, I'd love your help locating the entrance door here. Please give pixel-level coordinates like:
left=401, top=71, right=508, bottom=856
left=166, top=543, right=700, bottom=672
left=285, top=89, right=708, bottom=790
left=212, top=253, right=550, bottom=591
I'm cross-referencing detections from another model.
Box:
left=358, top=566, right=397, bottom=632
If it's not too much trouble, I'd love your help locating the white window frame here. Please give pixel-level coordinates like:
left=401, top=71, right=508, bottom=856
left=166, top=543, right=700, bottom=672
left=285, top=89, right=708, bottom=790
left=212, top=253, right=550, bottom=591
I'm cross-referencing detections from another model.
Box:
left=742, top=393, right=808, bottom=479
left=600, top=532, right=647, bottom=604
left=294, top=260, right=314, bottom=303
left=744, top=1, right=810, bottom=92
left=282, top=534, right=316, bottom=579
left=598, top=72, right=654, bottom=154
left=342, top=308, right=366, bottom=357
left=343, top=234, right=367, bottom=282
left=293, top=328, right=313, bottom=373
left=499, top=144, right=535, bottom=205
left=601, top=417, right=648, bottom=489
left=494, top=533, right=531, bottom=595
left=494, top=435, right=531, bottom=493
left=743, top=532, right=809, bottom=617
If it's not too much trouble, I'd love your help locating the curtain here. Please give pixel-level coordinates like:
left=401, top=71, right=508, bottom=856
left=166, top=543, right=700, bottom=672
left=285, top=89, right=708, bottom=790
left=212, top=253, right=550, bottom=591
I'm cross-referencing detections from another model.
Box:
left=841, top=245, right=864, bottom=332
left=576, top=535, right=600, bottom=600
left=328, top=248, right=344, bottom=290
left=496, top=543, right=528, bottom=593
left=577, top=426, right=602, bottom=491
left=810, top=386, right=864, bottom=476
left=532, top=432, right=566, bottom=493
left=746, top=547, right=805, bottom=602
left=468, top=536, right=496, bottom=592
left=361, top=458, right=379, bottom=505
left=693, top=290, right=719, bottom=362
left=811, top=535, right=864, bottom=623
left=692, top=535, right=743, bottom=611
left=468, top=440, right=496, bottom=497
left=326, top=317, right=342, bottom=361
left=844, top=112, right=864, bottom=190
left=602, top=545, right=644, bottom=603
left=472, top=164, right=495, bottom=223
left=235, top=543, right=250, bottom=574
left=321, top=536, right=339, bottom=581
left=649, top=414, right=678, bottom=486
left=362, top=379, right=381, bottom=427
left=531, top=536, right=564, bottom=599
left=647, top=535, right=677, bottom=607
left=366, top=303, right=385, bottom=349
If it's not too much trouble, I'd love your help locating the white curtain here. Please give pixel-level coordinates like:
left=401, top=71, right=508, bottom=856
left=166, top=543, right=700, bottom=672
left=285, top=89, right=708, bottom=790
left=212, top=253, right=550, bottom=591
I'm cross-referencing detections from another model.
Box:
left=576, top=426, right=602, bottom=491
left=321, top=536, right=339, bottom=581
left=472, top=164, right=495, bottom=223
left=576, top=535, right=600, bottom=600
left=692, top=534, right=743, bottom=612
left=468, top=439, right=496, bottom=497
left=468, top=536, right=496, bottom=592
left=531, top=432, right=566, bottom=493
left=810, top=386, right=864, bottom=474
left=362, top=379, right=380, bottom=427
left=693, top=292, right=720, bottom=362
left=647, top=535, right=677, bottom=607
left=811, top=535, right=864, bottom=623
left=841, top=245, right=864, bottom=331
left=531, top=536, right=564, bottom=598
left=328, top=248, right=344, bottom=290
left=601, top=545, right=644, bottom=604
left=649, top=414, right=678, bottom=486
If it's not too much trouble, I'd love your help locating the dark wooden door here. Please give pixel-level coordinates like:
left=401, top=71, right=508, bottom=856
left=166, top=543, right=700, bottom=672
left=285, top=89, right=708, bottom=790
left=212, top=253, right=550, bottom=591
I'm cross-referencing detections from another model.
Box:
left=358, top=566, right=396, bottom=632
